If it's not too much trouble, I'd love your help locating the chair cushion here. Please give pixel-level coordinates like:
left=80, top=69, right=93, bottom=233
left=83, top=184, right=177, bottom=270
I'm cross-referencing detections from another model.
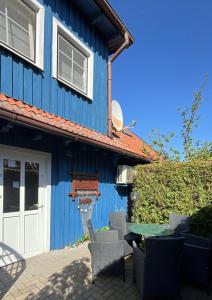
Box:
left=95, top=230, right=119, bottom=242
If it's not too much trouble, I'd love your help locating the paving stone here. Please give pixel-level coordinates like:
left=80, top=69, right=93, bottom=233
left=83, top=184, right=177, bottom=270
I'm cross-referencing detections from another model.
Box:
left=0, top=243, right=210, bottom=300
left=2, top=294, right=15, bottom=300
left=91, top=285, right=104, bottom=294
left=102, top=288, right=116, bottom=298
left=113, top=292, right=126, bottom=299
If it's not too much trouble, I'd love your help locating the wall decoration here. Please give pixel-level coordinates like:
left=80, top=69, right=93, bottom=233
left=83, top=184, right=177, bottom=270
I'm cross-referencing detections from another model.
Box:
left=69, top=172, right=101, bottom=233
left=77, top=192, right=96, bottom=234
left=69, top=172, right=100, bottom=200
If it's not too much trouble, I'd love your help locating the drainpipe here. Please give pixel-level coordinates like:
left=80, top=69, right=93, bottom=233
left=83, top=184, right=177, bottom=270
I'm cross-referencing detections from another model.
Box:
left=108, top=31, right=130, bottom=138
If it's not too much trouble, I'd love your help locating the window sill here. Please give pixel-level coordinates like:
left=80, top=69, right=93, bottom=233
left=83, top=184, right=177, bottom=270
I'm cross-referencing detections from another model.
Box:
left=56, top=76, right=93, bottom=101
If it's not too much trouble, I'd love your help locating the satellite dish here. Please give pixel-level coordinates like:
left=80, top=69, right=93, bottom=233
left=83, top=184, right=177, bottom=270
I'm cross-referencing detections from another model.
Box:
left=112, top=100, right=123, bottom=131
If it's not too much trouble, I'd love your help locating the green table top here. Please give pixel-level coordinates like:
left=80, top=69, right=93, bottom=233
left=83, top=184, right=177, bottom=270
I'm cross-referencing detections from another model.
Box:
left=128, top=223, right=174, bottom=237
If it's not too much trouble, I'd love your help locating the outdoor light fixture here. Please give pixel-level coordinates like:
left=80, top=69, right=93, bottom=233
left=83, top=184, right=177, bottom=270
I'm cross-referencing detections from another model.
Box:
left=130, top=191, right=139, bottom=201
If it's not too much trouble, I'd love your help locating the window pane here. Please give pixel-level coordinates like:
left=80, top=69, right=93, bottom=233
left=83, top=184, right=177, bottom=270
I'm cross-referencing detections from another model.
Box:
left=25, top=162, right=39, bottom=211
left=73, top=48, right=86, bottom=69
left=7, top=0, right=34, bottom=31
left=0, top=0, right=36, bottom=60
left=8, top=19, right=32, bottom=59
left=3, top=160, right=20, bottom=213
left=0, top=0, right=6, bottom=14
left=0, top=1, right=6, bottom=43
left=7, top=0, right=36, bottom=60
left=0, top=12, right=6, bottom=43
left=58, top=35, right=73, bottom=59
left=58, top=33, right=88, bottom=94
left=73, top=48, right=87, bottom=93
left=58, top=50, right=73, bottom=84
left=73, top=62, right=85, bottom=92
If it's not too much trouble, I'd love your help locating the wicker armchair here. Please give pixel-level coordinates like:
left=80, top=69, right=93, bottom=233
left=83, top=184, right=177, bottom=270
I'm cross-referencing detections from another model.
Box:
left=133, top=237, right=184, bottom=299
left=181, top=233, right=212, bottom=295
left=109, top=211, right=140, bottom=256
left=87, top=219, right=125, bottom=283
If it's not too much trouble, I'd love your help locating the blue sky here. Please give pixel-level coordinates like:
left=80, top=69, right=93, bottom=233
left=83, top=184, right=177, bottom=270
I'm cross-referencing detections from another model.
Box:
left=109, top=0, right=212, bottom=151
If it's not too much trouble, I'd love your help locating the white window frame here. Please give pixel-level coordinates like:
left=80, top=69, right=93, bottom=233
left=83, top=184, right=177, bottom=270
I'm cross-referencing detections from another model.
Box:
left=52, top=17, right=94, bottom=100
left=0, top=0, right=45, bottom=70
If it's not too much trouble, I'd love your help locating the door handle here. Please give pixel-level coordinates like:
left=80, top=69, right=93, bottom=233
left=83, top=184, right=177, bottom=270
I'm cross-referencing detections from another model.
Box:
left=36, top=204, right=44, bottom=209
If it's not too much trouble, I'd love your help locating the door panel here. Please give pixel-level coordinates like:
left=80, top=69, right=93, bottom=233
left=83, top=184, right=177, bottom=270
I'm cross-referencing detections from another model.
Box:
left=3, top=216, right=20, bottom=252
left=24, top=213, right=39, bottom=254
left=2, top=215, right=21, bottom=265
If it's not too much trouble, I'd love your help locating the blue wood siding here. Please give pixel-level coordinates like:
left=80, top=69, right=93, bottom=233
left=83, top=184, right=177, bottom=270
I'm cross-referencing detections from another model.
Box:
left=0, top=0, right=108, bottom=134
left=50, top=146, right=128, bottom=249
left=0, top=126, right=128, bottom=250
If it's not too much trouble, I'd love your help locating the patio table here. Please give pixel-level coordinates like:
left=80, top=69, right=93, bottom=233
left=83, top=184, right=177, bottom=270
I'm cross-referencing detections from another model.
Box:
left=128, top=223, right=174, bottom=237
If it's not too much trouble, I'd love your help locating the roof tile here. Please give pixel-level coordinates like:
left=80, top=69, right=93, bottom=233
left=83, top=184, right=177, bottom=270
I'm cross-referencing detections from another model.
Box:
left=0, top=93, right=157, bottom=160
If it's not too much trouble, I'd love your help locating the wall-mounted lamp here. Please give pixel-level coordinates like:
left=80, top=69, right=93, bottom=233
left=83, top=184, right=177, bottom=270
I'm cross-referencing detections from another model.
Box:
left=130, top=191, right=139, bottom=201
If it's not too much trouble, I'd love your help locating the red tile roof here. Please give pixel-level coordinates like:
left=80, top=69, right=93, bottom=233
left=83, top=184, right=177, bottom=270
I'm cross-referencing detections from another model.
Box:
left=0, top=93, right=157, bottom=161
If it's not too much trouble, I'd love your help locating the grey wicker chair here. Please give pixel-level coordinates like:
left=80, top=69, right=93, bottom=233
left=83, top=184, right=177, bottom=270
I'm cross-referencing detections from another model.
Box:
left=87, top=219, right=125, bottom=283
left=181, top=233, right=212, bottom=295
left=133, top=237, right=185, bottom=299
left=169, top=213, right=191, bottom=234
left=109, top=211, right=140, bottom=256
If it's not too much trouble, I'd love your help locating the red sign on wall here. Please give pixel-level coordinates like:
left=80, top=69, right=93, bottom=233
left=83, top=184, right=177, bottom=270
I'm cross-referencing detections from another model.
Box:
left=69, top=172, right=101, bottom=201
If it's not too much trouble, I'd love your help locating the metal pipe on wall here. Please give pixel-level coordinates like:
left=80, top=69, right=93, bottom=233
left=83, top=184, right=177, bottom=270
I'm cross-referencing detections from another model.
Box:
left=107, top=32, right=130, bottom=138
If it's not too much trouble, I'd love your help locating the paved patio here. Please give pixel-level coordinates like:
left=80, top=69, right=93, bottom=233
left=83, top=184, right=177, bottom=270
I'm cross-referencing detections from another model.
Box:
left=0, top=242, right=210, bottom=300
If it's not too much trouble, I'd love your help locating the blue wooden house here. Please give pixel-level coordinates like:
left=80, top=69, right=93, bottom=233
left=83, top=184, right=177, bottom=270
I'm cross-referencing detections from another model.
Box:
left=0, top=0, right=155, bottom=264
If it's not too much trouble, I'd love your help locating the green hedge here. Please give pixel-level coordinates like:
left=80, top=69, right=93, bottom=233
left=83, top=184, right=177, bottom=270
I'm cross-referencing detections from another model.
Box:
left=133, top=160, right=212, bottom=236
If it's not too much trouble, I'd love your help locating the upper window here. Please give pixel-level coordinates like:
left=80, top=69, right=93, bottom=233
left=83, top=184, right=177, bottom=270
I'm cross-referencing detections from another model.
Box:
left=0, top=0, right=44, bottom=69
left=52, top=18, right=94, bottom=100
left=58, top=35, right=88, bottom=95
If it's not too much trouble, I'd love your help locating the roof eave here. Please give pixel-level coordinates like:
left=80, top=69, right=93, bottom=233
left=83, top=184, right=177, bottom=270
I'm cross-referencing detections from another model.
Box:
left=0, top=107, right=151, bottom=163
left=93, top=0, right=134, bottom=52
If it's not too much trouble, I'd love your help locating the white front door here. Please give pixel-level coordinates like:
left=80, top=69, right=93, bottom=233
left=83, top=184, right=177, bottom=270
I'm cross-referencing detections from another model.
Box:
left=0, top=146, right=51, bottom=266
